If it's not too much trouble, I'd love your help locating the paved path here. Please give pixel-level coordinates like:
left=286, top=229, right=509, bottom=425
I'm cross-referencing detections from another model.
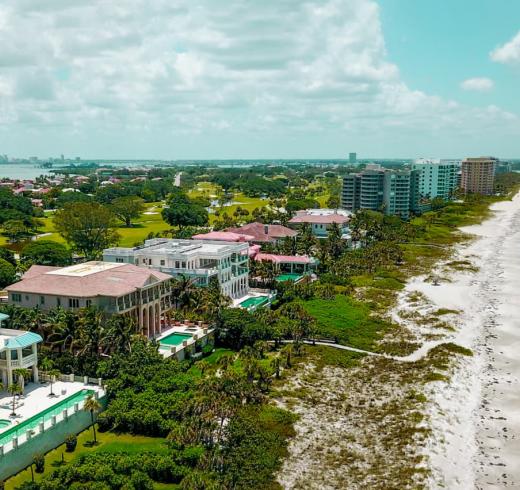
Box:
left=277, top=339, right=449, bottom=363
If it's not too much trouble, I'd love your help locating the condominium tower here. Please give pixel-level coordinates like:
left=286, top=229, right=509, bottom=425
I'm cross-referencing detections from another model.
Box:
left=341, top=164, right=419, bottom=219
left=411, top=159, right=460, bottom=201
left=461, top=157, right=497, bottom=195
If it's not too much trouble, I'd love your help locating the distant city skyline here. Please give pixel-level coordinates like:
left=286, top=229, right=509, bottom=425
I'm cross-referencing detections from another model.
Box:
left=0, top=0, right=519, bottom=159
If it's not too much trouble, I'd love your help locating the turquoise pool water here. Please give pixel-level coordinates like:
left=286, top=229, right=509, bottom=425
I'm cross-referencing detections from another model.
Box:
left=276, top=273, right=304, bottom=282
left=0, top=389, right=95, bottom=446
left=239, top=296, right=269, bottom=309
left=159, top=332, right=192, bottom=346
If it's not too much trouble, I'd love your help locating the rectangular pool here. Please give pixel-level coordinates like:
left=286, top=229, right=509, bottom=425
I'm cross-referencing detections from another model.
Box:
left=159, top=332, right=193, bottom=346
left=239, top=296, right=269, bottom=309
left=0, top=389, right=95, bottom=446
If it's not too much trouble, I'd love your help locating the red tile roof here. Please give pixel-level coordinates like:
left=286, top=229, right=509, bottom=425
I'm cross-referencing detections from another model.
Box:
left=226, top=222, right=297, bottom=243
left=192, top=231, right=255, bottom=242
left=288, top=212, right=350, bottom=225
left=254, top=253, right=312, bottom=264
left=6, top=262, right=171, bottom=298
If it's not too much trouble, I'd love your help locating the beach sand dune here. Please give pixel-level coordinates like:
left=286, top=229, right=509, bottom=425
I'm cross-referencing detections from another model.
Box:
left=401, top=193, right=520, bottom=489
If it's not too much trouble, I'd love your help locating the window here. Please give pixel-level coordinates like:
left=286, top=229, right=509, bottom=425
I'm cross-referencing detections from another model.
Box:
left=86, top=299, right=92, bottom=307
left=39, top=296, right=45, bottom=305
left=68, top=298, right=80, bottom=308
left=12, top=293, right=21, bottom=302
left=57, top=297, right=61, bottom=307
left=160, top=259, right=165, bottom=266
left=115, top=258, right=124, bottom=263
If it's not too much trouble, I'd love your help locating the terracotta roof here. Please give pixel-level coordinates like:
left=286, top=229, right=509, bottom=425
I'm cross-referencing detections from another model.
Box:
left=289, top=210, right=351, bottom=225
left=226, top=222, right=297, bottom=243
left=6, top=262, right=171, bottom=298
left=254, top=253, right=312, bottom=264
left=192, top=231, right=255, bottom=242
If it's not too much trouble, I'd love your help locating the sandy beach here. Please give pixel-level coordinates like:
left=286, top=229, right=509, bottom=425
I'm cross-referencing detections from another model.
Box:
left=398, top=192, right=520, bottom=489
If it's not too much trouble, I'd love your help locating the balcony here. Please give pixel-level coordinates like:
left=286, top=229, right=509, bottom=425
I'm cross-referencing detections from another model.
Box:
left=0, top=353, right=37, bottom=369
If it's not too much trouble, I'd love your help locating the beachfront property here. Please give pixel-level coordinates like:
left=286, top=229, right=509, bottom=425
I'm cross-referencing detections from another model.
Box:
left=226, top=222, right=298, bottom=244
left=5, top=262, right=173, bottom=338
left=156, top=322, right=214, bottom=361
left=254, top=253, right=317, bottom=283
left=104, top=238, right=249, bottom=299
left=411, top=158, right=460, bottom=202
left=0, top=379, right=105, bottom=479
left=0, top=327, right=42, bottom=386
left=461, top=156, right=497, bottom=195
left=342, top=164, right=420, bottom=219
left=288, top=209, right=351, bottom=239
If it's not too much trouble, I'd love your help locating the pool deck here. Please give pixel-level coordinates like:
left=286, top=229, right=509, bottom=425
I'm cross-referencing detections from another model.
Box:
left=0, top=380, right=104, bottom=452
left=156, top=323, right=214, bottom=358
left=233, top=291, right=274, bottom=310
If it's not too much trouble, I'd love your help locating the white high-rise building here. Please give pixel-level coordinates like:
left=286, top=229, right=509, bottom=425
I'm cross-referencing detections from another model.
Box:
left=411, top=158, right=460, bottom=201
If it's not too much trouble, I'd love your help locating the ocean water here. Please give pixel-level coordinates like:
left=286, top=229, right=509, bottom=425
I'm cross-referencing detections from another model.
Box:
left=0, top=163, right=55, bottom=180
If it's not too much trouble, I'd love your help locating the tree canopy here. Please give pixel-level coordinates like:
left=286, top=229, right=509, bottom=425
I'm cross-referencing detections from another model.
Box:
left=0, top=258, right=16, bottom=288
left=162, top=189, right=208, bottom=230
left=21, top=240, right=72, bottom=267
left=110, top=195, right=145, bottom=227
left=53, top=202, right=120, bottom=260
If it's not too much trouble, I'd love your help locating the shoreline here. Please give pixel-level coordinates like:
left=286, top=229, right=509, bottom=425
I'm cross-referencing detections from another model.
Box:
left=396, top=192, right=520, bottom=488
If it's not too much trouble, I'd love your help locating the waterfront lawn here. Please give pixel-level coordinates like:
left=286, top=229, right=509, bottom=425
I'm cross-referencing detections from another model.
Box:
left=6, top=428, right=169, bottom=489
left=299, top=295, right=390, bottom=351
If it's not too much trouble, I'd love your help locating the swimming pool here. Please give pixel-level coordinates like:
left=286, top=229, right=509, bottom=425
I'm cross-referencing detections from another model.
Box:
left=0, top=419, right=10, bottom=429
left=159, top=332, right=193, bottom=346
left=0, top=389, right=95, bottom=446
left=276, top=273, right=304, bottom=282
left=239, top=296, right=269, bottom=309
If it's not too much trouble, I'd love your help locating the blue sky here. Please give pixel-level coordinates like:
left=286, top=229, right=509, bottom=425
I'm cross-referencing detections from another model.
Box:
left=379, top=0, right=520, bottom=112
left=0, top=0, right=519, bottom=159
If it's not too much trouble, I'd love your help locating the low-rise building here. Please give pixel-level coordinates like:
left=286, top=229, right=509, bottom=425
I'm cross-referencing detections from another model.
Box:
left=254, top=253, right=317, bottom=282
left=104, top=238, right=249, bottom=299
left=0, top=324, right=42, bottom=386
left=226, top=222, right=298, bottom=244
left=288, top=209, right=351, bottom=239
left=5, top=262, right=173, bottom=338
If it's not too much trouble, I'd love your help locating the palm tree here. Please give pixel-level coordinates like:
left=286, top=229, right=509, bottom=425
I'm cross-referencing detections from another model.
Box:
left=41, top=358, right=60, bottom=396
left=12, top=368, right=30, bottom=394
left=76, top=308, right=107, bottom=357
left=8, top=384, right=22, bottom=417
left=103, top=315, right=136, bottom=354
left=83, top=394, right=101, bottom=444
left=282, top=344, right=292, bottom=368
left=217, top=354, right=234, bottom=372
left=197, top=360, right=209, bottom=377
left=47, top=311, right=78, bottom=353
left=270, top=356, right=282, bottom=379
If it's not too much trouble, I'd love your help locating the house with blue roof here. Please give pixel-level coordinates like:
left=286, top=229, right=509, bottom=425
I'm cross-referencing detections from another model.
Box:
left=0, top=315, right=43, bottom=386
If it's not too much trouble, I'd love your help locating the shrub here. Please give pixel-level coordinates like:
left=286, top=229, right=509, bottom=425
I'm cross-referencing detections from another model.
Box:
left=33, top=453, right=45, bottom=473
left=201, top=344, right=213, bottom=356
left=65, top=434, right=77, bottom=452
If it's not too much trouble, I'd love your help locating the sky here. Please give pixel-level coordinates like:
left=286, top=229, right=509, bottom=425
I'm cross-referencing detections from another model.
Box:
left=0, top=0, right=519, bottom=160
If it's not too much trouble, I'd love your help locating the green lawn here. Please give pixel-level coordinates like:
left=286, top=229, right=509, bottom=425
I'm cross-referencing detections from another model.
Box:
left=299, top=295, right=391, bottom=351
left=3, top=202, right=172, bottom=250
left=6, top=428, right=169, bottom=489
left=189, top=347, right=276, bottom=378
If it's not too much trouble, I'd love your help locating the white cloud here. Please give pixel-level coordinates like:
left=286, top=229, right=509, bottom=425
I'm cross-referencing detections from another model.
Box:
left=490, top=31, right=520, bottom=65
left=0, top=0, right=517, bottom=157
left=460, top=77, right=494, bottom=92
